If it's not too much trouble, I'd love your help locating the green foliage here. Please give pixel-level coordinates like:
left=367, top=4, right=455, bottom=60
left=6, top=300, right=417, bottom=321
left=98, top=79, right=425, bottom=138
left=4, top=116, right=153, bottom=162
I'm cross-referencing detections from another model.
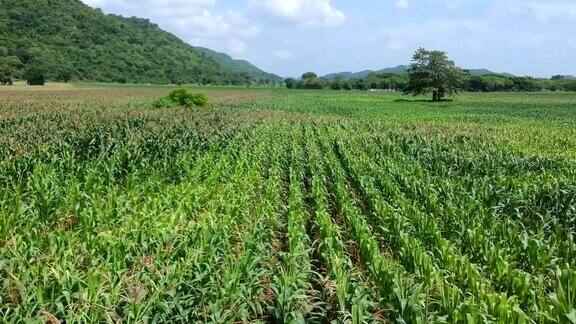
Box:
left=404, top=48, right=463, bottom=101
left=0, top=56, right=20, bottom=85
left=301, top=72, right=318, bottom=80
left=284, top=78, right=297, bottom=89
left=300, top=77, right=328, bottom=89
left=288, top=73, right=329, bottom=89
left=463, top=74, right=514, bottom=92
left=196, top=47, right=282, bottom=85
left=362, top=73, right=408, bottom=91
left=0, top=58, right=16, bottom=85
left=155, top=88, right=210, bottom=108
left=0, top=0, right=280, bottom=85
left=188, top=92, right=209, bottom=107
left=24, top=63, right=46, bottom=85
left=151, top=97, right=174, bottom=109
left=54, top=63, right=74, bottom=83
left=292, top=71, right=574, bottom=94
left=0, top=88, right=575, bottom=322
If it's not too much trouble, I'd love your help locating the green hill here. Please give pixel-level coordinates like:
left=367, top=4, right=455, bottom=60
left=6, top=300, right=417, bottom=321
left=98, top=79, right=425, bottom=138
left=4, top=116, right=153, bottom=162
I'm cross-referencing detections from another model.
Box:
left=0, top=0, right=280, bottom=84
left=196, top=48, right=281, bottom=83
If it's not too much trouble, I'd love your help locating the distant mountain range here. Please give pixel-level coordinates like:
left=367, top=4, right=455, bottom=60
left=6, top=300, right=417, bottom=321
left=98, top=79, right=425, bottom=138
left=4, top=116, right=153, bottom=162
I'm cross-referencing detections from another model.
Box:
left=323, top=65, right=409, bottom=80
left=322, top=65, right=514, bottom=80
left=0, top=0, right=281, bottom=84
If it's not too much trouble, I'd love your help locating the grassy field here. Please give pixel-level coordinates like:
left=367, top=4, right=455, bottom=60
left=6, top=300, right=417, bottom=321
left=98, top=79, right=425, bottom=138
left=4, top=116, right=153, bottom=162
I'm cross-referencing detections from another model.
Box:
left=0, top=85, right=575, bottom=322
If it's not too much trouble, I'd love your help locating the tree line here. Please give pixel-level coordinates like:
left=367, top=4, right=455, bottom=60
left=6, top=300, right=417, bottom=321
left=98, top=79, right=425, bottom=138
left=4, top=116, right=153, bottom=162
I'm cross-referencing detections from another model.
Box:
left=286, top=70, right=576, bottom=94
left=285, top=49, right=576, bottom=100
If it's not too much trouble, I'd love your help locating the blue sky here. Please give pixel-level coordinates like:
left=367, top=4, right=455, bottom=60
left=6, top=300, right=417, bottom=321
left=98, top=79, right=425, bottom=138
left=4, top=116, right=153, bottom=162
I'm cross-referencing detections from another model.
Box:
left=81, top=0, right=576, bottom=78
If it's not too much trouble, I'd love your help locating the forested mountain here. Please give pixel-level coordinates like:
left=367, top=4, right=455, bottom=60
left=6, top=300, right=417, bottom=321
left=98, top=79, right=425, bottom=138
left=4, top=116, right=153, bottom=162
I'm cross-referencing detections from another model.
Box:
left=0, top=0, right=281, bottom=84
left=323, top=65, right=511, bottom=80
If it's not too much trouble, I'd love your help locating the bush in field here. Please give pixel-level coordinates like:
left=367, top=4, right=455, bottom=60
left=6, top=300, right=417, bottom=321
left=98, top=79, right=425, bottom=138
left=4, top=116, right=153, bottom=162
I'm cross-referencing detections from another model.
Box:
left=152, top=89, right=210, bottom=109
left=189, top=92, right=209, bottom=107
left=166, top=88, right=209, bottom=107
left=151, top=97, right=175, bottom=109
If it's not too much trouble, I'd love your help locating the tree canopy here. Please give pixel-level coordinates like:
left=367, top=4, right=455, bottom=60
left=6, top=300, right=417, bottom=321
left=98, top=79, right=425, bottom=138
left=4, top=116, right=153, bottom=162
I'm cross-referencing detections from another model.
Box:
left=24, top=63, right=46, bottom=85
left=0, top=57, right=19, bottom=85
left=301, top=72, right=318, bottom=80
left=404, top=48, right=463, bottom=101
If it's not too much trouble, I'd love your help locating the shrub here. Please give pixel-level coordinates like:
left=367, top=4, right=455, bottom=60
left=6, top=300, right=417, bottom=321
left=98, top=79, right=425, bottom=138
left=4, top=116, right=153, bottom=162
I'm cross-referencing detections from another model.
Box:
left=188, top=93, right=209, bottom=107
left=164, top=89, right=209, bottom=108
left=151, top=97, right=174, bottom=109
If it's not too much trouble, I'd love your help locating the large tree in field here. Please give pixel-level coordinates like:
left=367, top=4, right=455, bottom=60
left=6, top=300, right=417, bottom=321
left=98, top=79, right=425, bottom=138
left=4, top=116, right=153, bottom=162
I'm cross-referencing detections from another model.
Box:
left=404, top=48, right=463, bottom=101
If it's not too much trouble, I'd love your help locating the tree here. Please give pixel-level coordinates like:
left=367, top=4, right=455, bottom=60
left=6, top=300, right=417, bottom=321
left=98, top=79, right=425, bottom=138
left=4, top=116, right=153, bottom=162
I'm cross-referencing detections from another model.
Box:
left=341, top=79, right=352, bottom=90
left=54, top=63, right=74, bottom=83
left=301, top=72, right=317, bottom=80
left=301, top=77, right=327, bottom=89
left=297, top=72, right=327, bottom=89
left=24, top=64, right=47, bottom=85
left=284, top=78, right=297, bottom=89
left=511, top=77, right=541, bottom=92
left=465, top=76, right=490, bottom=92
left=56, top=68, right=72, bottom=83
left=404, top=48, right=463, bottom=101
left=330, top=77, right=344, bottom=90
left=0, top=57, right=18, bottom=85
left=352, top=78, right=368, bottom=91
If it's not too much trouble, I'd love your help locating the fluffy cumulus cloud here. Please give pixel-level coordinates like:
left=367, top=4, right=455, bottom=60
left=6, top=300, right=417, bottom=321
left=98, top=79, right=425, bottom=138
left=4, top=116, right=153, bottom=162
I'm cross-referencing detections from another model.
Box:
left=249, top=0, right=345, bottom=26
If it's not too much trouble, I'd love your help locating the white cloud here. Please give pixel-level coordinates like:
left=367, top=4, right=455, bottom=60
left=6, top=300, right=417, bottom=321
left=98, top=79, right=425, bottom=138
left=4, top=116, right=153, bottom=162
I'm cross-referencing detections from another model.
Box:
left=80, top=0, right=259, bottom=58
left=81, top=0, right=114, bottom=6
left=249, top=0, right=345, bottom=26
left=172, top=10, right=259, bottom=39
left=83, top=0, right=215, bottom=9
left=143, top=0, right=216, bottom=17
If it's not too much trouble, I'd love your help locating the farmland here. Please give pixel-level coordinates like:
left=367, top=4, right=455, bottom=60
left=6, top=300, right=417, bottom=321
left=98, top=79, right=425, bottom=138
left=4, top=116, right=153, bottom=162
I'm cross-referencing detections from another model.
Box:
left=0, top=86, right=575, bottom=322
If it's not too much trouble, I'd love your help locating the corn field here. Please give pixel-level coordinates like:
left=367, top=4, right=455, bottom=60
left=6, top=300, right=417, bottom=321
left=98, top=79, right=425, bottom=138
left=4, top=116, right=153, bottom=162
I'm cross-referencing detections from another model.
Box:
left=0, top=87, right=575, bottom=322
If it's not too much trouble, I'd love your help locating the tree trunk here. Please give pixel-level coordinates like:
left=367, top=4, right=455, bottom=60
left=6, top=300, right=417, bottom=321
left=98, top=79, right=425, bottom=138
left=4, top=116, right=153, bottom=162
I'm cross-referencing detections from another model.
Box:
left=432, top=90, right=439, bottom=102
